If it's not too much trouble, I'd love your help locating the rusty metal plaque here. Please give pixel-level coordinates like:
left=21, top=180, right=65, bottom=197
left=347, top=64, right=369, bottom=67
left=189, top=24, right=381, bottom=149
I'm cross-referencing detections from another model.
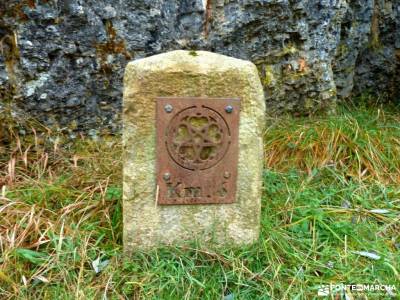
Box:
left=156, top=97, right=240, bottom=205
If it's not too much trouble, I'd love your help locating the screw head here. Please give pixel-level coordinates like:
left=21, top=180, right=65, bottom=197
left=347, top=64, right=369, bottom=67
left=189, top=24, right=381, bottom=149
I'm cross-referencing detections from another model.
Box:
left=224, top=171, right=231, bottom=179
left=225, top=105, right=233, bottom=113
left=163, top=172, right=171, bottom=181
left=164, top=104, right=173, bottom=113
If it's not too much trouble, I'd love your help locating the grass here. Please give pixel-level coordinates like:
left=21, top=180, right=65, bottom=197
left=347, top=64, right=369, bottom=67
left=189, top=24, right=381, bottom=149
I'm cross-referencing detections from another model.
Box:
left=0, top=104, right=399, bottom=299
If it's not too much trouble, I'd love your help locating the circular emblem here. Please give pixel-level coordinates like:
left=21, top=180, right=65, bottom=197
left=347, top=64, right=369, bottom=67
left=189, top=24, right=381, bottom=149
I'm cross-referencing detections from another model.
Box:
left=166, top=106, right=231, bottom=170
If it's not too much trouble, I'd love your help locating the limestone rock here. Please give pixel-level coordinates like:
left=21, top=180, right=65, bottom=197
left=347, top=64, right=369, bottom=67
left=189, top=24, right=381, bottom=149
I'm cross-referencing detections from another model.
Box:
left=1, top=1, right=398, bottom=131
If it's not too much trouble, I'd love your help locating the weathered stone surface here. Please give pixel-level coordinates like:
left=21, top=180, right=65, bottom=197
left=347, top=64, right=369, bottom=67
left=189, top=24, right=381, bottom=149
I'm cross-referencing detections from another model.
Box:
left=123, top=50, right=265, bottom=250
left=1, top=1, right=399, bottom=131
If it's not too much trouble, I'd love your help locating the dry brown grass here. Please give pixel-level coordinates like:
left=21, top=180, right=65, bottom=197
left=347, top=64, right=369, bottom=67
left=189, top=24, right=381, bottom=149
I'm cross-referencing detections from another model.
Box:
left=264, top=107, right=400, bottom=184
left=0, top=110, right=122, bottom=298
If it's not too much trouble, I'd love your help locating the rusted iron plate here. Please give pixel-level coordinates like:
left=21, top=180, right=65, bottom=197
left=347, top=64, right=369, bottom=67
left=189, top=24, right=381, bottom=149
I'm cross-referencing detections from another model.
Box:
left=156, top=97, right=240, bottom=205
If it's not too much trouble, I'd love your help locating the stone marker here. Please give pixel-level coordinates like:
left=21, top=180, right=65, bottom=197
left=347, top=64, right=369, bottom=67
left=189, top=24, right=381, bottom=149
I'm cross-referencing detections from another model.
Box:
left=123, top=50, right=265, bottom=250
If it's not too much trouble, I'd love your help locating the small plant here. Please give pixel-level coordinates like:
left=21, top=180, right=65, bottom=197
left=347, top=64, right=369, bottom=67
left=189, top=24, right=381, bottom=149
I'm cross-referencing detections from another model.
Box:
left=189, top=49, right=198, bottom=57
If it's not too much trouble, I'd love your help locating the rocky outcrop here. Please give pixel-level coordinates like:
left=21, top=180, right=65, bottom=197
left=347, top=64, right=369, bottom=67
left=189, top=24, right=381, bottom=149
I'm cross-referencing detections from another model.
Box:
left=1, top=0, right=399, bottom=133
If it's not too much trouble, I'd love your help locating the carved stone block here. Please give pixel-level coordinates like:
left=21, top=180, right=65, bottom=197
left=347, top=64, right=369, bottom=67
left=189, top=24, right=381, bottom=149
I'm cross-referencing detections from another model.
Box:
left=123, top=50, right=265, bottom=250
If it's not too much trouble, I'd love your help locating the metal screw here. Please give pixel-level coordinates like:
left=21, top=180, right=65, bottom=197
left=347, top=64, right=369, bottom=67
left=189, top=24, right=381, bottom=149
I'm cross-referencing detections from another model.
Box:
left=224, top=171, right=231, bottom=179
left=163, top=172, right=171, bottom=181
left=225, top=105, right=233, bottom=113
left=164, top=104, right=173, bottom=113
